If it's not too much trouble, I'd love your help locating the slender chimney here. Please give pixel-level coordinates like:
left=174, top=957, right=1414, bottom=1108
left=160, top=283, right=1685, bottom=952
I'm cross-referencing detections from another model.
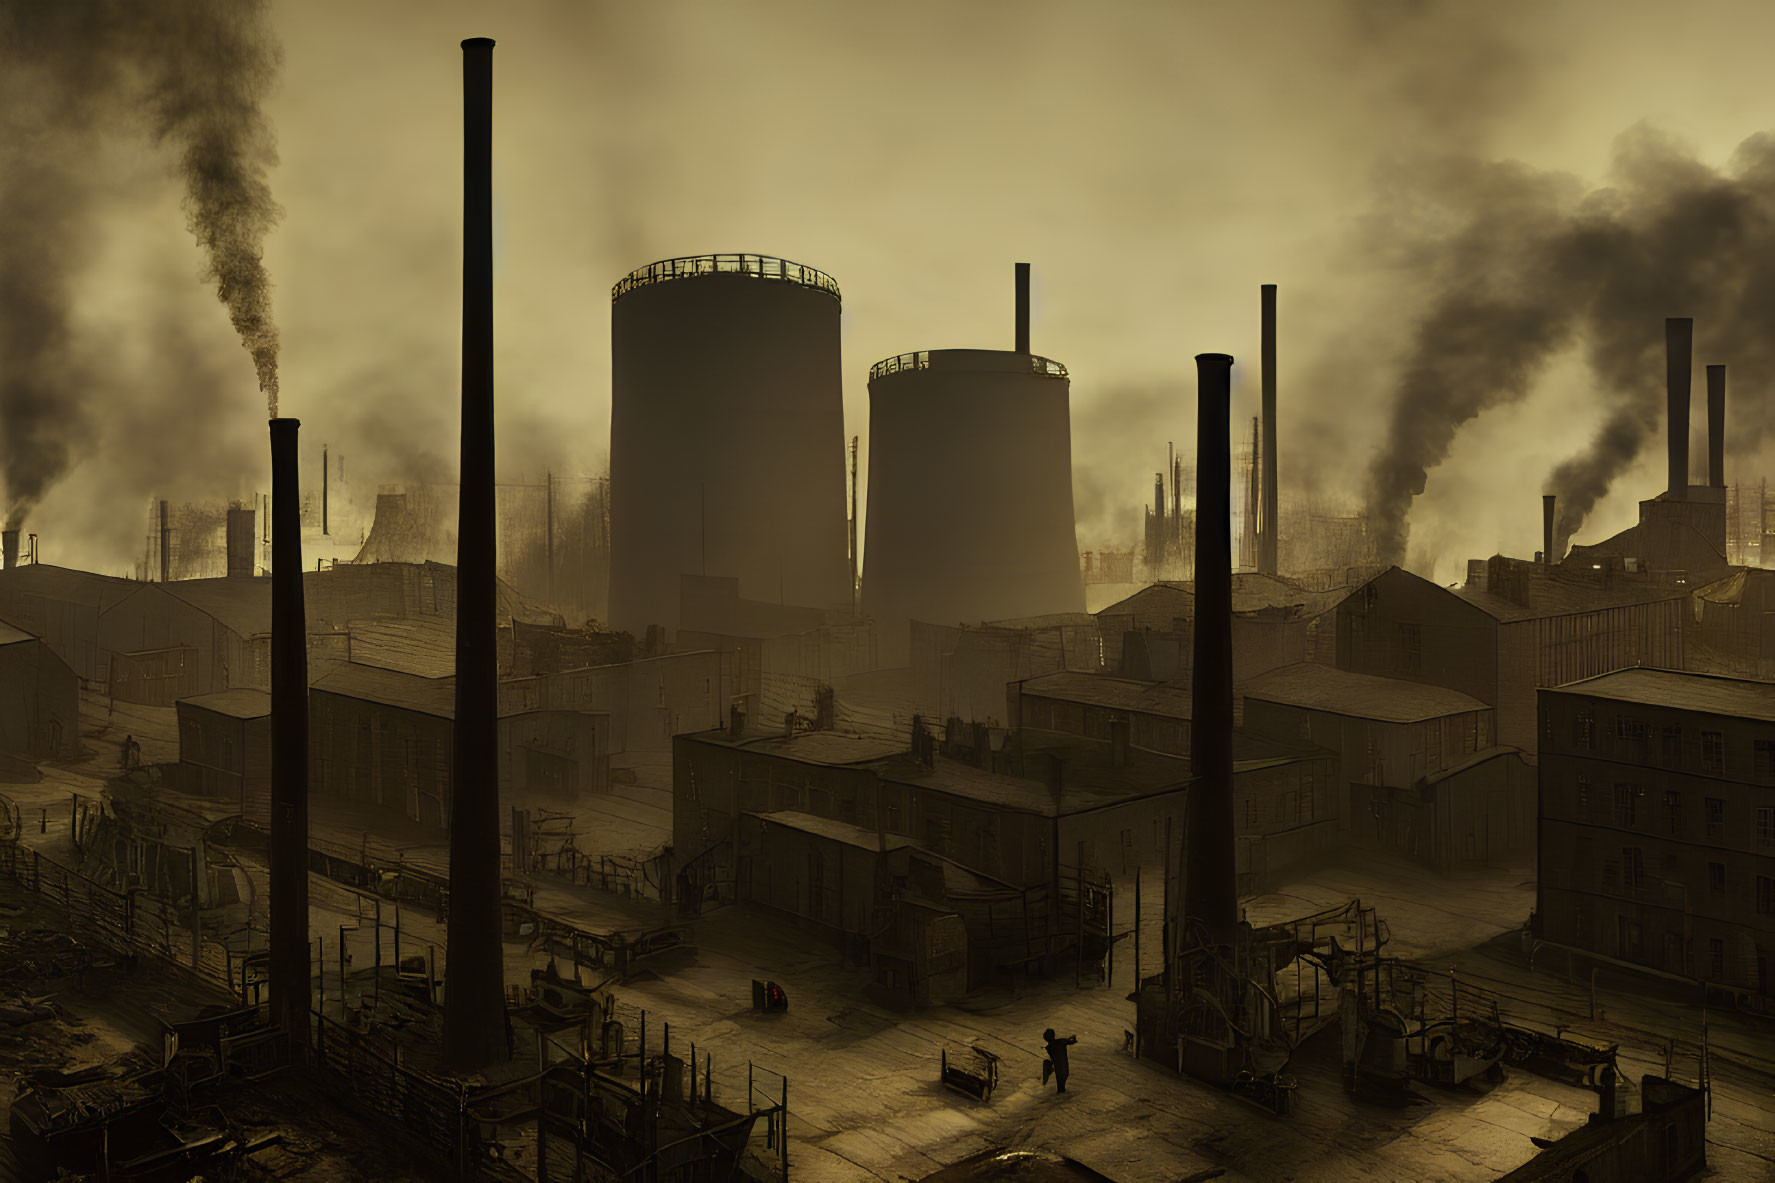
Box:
left=1186, top=352, right=1237, bottom=950
left=227, top=507, right=256, bottom=579
left=1543, top=495, right=1556, bottom=568
left=1015, top=262, right=1030, bottom=354
left=322, top=445, right=329, bottom=535
left=1667, top=318, right=1692, bottom=498
left=0, top=530, right=16, bottom=570
left=1154, top=472, right=1165, bottom=523
left=1259, top=284, right=1278, bottom=575
left=268, top=417, right=310, bottom=1066
left=158, top=499, right=170, bottom=582
left=443, top=35, right=509, bottom=1071
left=1707, top=364, right=1726, bottom=488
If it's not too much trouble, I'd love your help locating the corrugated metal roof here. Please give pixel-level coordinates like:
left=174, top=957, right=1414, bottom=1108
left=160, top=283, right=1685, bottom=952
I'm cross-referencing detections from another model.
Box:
left=1019, top=671, right=1192, bottom=720
left=0, top=621, right=36, bottom=647
left=178, top=688, right=272, bottom=720
left=0, top=564, right=142, bottom=609
left=162, top=577, right=273, bottom=637
left=347, top=617, right=458, bottom=679
left=692, top=729, right=907, bottom=765
left=1097, top=575, right=1349, bottom=629
left=1549, top=667, right=1775, bottom=723
left=1242, top=663, right=1489, bottom=722
left=1423, top=744, right=1524, bottom=786
left=313, top=662, right=457, bottom=719
left=1453, top=573, right=1683, bottom=622
left=747, top=809, right=911, bottom=852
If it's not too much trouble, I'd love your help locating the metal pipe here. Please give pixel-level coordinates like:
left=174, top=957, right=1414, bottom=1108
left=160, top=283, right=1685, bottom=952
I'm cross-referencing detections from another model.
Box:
left=1015, top=262, right=1030, bottom=354
left=1668, top=318, right=1692, bottom=498
left=159, top=500, right=170, bottom=582
left=1260, top=284, right=1278, bottom=575
left=1186, top=352, right=1237, bottom=949
left=322, top=446, right=329, bottom=535
left=443, top=34, right=509, bottom=1071
left=1707, top=364, right=1726, bottom=488
left=268, top=417, right=310, bottom=1066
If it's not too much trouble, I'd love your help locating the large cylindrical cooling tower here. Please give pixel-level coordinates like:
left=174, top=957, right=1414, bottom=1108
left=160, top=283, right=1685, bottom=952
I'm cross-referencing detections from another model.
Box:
left=609, top=254, right=852, bottom=634
left=862, top=348, right=1086, bottom=664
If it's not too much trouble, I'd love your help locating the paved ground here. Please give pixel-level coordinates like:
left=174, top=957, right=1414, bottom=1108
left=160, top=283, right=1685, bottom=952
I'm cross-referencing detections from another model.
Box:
left=9, top=696, right=1771, bottom=1179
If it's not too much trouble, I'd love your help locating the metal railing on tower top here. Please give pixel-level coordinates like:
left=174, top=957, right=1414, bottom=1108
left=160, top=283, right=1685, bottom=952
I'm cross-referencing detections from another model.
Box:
left=611, top=253, right=842, bottom=303
left=868, top=350, right=1069, bottom=382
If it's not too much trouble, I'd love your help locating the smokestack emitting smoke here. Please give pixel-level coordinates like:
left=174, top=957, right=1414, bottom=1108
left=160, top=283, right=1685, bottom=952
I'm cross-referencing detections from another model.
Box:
left=1186, top=352, right=1236, bottom=951
left=1, top=530, right=16, bottom=571
left=0, top=1, right=283, bottom=533
left=1015, top=262, right=1030, bottom=354
left=1260, top=285, right=1278, bottom=576
left=443, top=35, right=509, bottom=1072
left=1543, top=494, right=1555, bottom=567
left=1363, top=127, right=1775, bottom=561
left=267, top=417, right=309, bottom=1067
left=1707, top=364, right=1726, bottom=488
left=1667, top=317, right=1692, bottom=498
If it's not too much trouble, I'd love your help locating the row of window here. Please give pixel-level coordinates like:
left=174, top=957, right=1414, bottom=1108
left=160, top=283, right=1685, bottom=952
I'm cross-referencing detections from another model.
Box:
left=1570, top=713, right=1775, bottom=780
left=1599, top=844, right=1775, bottom=912
left=1571, top=777, right=1775, bottom=842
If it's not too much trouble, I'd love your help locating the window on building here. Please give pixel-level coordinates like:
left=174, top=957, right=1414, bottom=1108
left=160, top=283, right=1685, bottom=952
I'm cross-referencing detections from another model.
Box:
left=1399, top=623, right=1422, bottom=674
left=1622, top=847, right=1644, bottom=889
left=1297, top=715, right=1311, bottom=742
left=1576, top=776, right=1591, bottom=816
left=1244, top=798, right=1257, bottom=829
left=1757, top=875, right=1775, bottom=916
left=1706, top=798, right=1726, bottom=837
left=1757, top=740, right=1775, bottom=781
left=1758, top=807, right=1775, bottom=846
left=1664, top=790, right=1682, bottom=836
left=1709, top=938, right=1726, bottom=981
left=1702, top=731, right=1725, bottom=776
left=1576, top=712, right=1596, bottom=751
left=1614, top=783, right=1639, bottom=828
left=1709, top=862, right=1726, bottom=894
left=1617, top=717, right=1648, bottom=742
left=1662, top=725, right=1683, bottom=768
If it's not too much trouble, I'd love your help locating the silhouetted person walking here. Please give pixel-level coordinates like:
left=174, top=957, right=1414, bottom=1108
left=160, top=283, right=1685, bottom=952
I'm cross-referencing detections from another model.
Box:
left=1041, top=1028, right=1077, bottom=1093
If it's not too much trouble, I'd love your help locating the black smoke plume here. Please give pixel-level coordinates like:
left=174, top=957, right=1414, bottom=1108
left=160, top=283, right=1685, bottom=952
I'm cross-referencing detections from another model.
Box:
left=0, top=0, right=280, bottom=531
left=1365, top=126, right=1775, bottom=562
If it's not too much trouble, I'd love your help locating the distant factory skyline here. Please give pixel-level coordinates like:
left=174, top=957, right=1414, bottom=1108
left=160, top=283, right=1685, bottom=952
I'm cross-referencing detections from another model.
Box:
left=8, top=0, right=1775, bottom=586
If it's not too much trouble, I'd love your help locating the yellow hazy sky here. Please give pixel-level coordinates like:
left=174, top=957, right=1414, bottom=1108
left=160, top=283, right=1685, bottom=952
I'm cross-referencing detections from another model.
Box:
left=16, top=0, right=1775, bottom=583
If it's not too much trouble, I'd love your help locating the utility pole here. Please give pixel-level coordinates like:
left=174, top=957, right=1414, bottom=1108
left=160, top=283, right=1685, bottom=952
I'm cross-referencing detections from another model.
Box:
left=545, top=470, right=555, bottom=607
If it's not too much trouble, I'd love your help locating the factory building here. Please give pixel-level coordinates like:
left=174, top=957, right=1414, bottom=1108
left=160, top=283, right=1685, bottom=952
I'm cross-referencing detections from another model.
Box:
left=0, top=621, right=80, bottom=763
left=173, top=689, right=272, bottom=822
left=1094, top=574, right=1348, bottom=682
left=910, top=615, right=1107, bottom=722
left=861, top=266, right=1085, bottom=664
left=1241, top=663, right=1534, bottom=871
left=497, top=649, right=726, bottom=755
left=1537, top=668, right=1775, bottom=1005
left=1687, top=567, right=1775, bottom=681
left=0, top=564, right=139, bottom=681
left=607, top=254, right=852, bottom=636
left=310, top=663, right=459, bottom=828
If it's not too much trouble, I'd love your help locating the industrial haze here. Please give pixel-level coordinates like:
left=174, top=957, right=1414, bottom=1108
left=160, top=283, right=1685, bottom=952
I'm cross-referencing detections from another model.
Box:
left=10, top=0, right=1775, bottom=586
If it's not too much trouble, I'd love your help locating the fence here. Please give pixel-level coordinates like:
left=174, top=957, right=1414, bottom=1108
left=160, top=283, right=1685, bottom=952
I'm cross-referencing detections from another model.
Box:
left=312, top=1012, right=480, bottom=1174
left=0, top=837, right=244, bottom=1002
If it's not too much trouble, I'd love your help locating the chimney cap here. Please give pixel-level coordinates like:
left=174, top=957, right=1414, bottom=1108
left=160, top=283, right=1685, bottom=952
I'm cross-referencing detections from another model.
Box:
left=1195, top=353, right=1235, bottom=365
left=462, top=37, right=496, bottom=49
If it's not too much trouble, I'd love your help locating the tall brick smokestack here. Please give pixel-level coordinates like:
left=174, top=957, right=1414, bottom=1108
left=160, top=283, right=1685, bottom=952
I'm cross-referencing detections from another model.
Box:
left=1543, top=494, right=1556, bottom=567
left=0, top=530, right=16, bottom=570
left=443, top=35, right=508, bottom=1072
left=1707, top=364, right=1725, bottom=488
left=1186, top=352, right=1237, bottom=950
left=1259, top=284, right=1278, bottom=576
left=1667, top=317, right=1692, bottom=499
left=268, top=417, right=309, bottom=1067
left=226, top=507, right=255, bottom=578
left=1015, top=262, right=1030, bottom=355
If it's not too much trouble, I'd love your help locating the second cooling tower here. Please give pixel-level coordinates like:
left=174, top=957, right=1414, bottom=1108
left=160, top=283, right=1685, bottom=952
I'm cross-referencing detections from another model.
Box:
left=862, top=347, right=1086, bottom=663
left=609, top=255, right=852, bottom=633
